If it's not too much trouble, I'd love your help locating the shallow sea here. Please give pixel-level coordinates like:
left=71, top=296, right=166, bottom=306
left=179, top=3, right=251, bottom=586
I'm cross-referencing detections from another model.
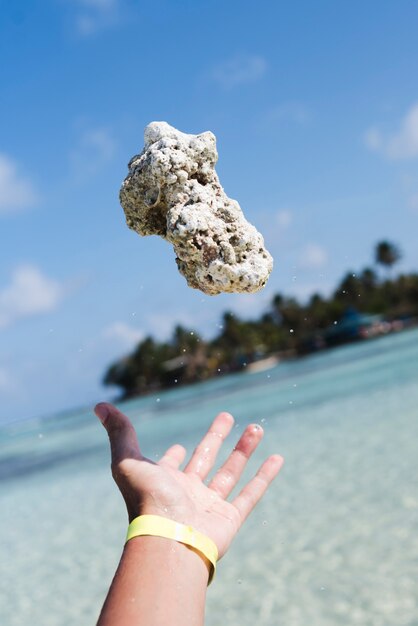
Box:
left=1, top=329, right=417, bottom=626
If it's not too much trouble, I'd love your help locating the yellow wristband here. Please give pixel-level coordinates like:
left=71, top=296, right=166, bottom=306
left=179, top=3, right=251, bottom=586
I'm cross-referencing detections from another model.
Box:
left=126, top=515, right=218, bottom=585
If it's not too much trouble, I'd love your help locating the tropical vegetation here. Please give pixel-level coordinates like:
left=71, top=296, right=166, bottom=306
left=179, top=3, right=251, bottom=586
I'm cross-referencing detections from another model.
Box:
left=104, top=241, right=418, bottom=399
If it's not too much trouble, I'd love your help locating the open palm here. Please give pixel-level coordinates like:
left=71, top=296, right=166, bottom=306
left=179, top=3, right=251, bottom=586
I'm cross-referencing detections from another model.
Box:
left=95, top=403, right=283, bottom=559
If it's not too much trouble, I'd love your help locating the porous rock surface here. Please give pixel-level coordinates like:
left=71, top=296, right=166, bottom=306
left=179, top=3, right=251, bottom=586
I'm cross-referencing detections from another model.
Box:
left=120, top=122, right=273, bottom=295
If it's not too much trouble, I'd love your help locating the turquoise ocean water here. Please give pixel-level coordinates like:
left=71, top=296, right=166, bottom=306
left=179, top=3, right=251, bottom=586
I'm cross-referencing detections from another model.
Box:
left=0, top=329, right=417, bottom=625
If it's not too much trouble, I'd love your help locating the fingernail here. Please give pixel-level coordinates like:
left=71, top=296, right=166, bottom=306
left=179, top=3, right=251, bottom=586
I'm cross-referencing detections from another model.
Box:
left=95, top=403, right=109, bottom=423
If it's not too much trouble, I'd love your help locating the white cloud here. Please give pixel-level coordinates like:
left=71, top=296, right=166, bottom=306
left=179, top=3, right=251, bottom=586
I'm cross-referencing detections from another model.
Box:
left=299, top=244, right=328, bottom=269
left=145, top=312, right=196, bottom=341
left=0, top=153, right=39, bottom=215
left=365, top=103, right=418, bottom=160
left=212, top=54, right=267, bottom=89
left=230, top=289, right=274, bottom=320
left=276, top=209, right=293, bottom=229
left=0, top=265, right=64, bottom=329
left=257, top=208, right=294, bottom=251
left=103, top=322, right=143, bottom=349
left=83, top=128, right=115, bottom=160
left=364, top=127, right=382, bottom=152
left=288, top=280, right=333, bottom=303
left=266, top=103, right=310, bottom=125
left=72, top=0, right=120, bottom=35
left=70, top=127, right=116, bottom=180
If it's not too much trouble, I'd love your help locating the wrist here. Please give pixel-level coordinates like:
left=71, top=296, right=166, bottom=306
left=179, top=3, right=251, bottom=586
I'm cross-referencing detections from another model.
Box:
left=123, top=533, right=211, bottom=585
left=126, top=515, right=217, bottom=584
left=100, top=534, right=208, bottom=625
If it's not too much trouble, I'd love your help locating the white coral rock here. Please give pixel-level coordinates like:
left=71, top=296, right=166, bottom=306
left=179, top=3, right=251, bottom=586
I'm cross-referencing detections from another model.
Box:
left=120, top=121, right=273, bottom=295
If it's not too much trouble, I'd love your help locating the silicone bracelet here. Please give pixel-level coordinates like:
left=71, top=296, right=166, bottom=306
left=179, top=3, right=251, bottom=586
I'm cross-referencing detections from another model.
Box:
left=126, top=514, right=218, bottom=584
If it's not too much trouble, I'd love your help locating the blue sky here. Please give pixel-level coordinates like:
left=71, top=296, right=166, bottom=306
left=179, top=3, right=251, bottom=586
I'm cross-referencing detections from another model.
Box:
left=1, top=0, right=418, bottom=423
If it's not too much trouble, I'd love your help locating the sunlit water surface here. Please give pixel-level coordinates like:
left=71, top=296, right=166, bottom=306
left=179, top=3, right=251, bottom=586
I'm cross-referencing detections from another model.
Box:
left=1, top=329, right=417, bottom=626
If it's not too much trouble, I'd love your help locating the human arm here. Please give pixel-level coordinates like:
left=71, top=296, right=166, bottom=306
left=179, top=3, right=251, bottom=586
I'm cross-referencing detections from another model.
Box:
left=95, top=402, right=284, bottom=626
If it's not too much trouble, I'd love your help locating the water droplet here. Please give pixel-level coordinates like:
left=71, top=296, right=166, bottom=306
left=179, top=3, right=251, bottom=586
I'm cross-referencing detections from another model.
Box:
left=38, top=433, right=43, bottom=439
left=289, top=400, right=293, bottom=405
left=333, top=321, right=338, bottom=325
left=156, top=398, right=160, bottom=403
left=289, top=329, right=294, bottom=333
left=163, top=507, right=168, bottom=513
left=253, top=424, right=262, bottom=431
left=237, top=579, right=242, bottom=585
left=293, top=383, right=297, bottom=387
left=320, top=586, right=326, bottom=591
left=262, top=520, right=268, bottom=526
left=261, top=418, right=266, bottom=424
left=174, top=379, right=178, bottom=383
left=217, top=368, right=221, bottom=372
left=267, top=374, right=271, bottom=379
left=190, top=331, right=194, bottom=336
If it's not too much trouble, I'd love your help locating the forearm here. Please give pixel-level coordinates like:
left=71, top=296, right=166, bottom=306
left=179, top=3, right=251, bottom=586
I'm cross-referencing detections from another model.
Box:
left=97, top=535, right=209, bottom=626
left=94, top=403, right=283, bottom=625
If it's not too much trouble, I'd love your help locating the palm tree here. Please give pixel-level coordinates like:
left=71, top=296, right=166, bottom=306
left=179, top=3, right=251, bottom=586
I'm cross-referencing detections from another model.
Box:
left=375, top=241, right=401, bottom=277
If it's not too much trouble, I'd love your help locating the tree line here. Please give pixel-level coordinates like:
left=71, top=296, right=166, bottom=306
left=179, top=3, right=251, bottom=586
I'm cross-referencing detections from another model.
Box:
left=104, top=240, right=417, bottom=399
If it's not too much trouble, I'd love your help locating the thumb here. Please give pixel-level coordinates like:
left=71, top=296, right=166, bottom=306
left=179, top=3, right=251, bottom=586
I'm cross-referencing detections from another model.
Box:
left=95, top=402, right=142, bottom=465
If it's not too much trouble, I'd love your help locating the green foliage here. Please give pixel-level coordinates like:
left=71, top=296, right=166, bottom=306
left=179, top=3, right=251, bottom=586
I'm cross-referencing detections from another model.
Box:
left=104, top=242, right=418, bottom=400
left=375, top=240, right=402, bottom=272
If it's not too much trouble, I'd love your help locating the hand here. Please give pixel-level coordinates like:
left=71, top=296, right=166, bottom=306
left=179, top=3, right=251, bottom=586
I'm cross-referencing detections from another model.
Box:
left=95, top=403, right=283, bottom=559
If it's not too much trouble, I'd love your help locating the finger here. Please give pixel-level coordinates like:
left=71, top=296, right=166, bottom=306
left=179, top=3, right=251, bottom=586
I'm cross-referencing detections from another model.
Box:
left=159, top=444, right=187, bottom=469
left=184, top=412, right=234, bottom=479
left=232, top=454, right=284, bottom=524
left=95, top=402, right=142, bottom=465
left=208, top=423, right=264, bottom=498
